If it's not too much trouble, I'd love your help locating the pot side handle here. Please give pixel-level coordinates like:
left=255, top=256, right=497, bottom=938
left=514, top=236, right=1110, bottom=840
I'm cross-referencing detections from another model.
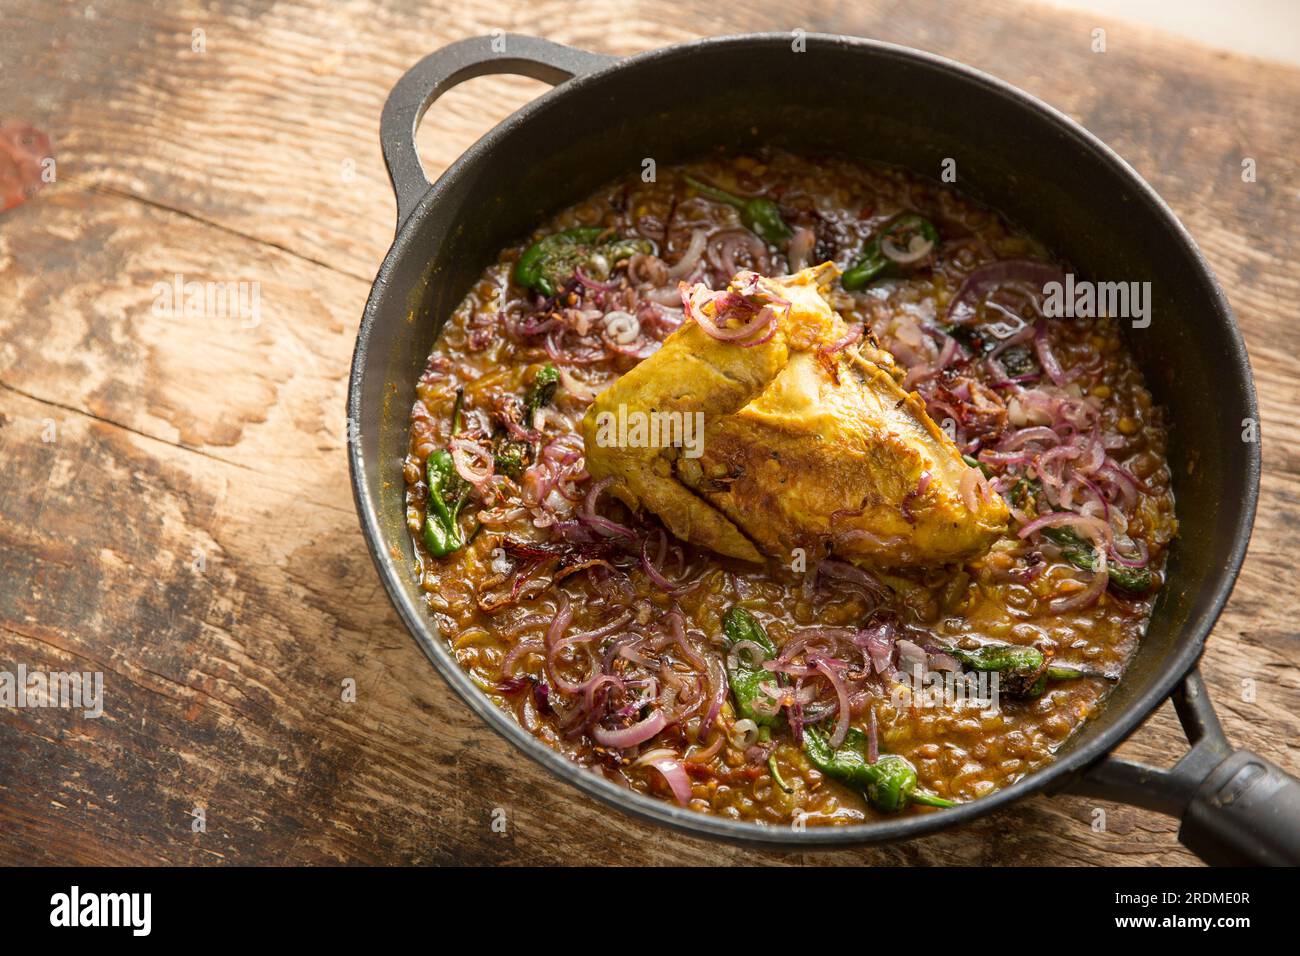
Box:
left=1068, top=666, right=1300, bottom=866
left=380, top=34, right=617, bottom=231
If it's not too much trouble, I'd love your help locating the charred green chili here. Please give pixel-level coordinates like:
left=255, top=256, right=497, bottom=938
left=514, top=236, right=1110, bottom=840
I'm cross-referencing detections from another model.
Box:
left=842, top=214, right=940, bottom=291
left=1041, top=526, right=1154, bottom=594
left=423, top=390, right=470, bottom=557
left=523, top=363, right=560, bottom=424
left=721, top=606, right=782, bottom=728
left=804, top=727, right=954, bottom=811
left=423, top=451, right=468, bottom=556
left=942, top=642, right=1114, bottom=698
left=514, top=228, right=653, bottom=297
left=684, top=175, right=792, bottom=246
left=941, top=324, right=1040, bottom=378
left=1001, top=474, right=1153, bottom=595
left=493, top=363, right=562, bottom=480
left=491, top=437, right=528, bottom=482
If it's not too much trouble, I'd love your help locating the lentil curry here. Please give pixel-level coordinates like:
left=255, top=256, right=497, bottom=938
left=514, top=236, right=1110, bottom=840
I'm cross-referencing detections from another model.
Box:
left=403, top=151, right=1175, bottom=824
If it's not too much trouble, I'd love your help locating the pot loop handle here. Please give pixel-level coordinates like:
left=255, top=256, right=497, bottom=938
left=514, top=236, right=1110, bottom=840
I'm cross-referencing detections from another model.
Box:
left=381, top=35, right=617, bottom=231
left=1070, top=666, right=1300, bottom=866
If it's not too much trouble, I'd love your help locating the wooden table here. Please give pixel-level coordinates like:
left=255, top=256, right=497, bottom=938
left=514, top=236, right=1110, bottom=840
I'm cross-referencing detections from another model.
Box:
left=1, top=0, right=1296, bottom=866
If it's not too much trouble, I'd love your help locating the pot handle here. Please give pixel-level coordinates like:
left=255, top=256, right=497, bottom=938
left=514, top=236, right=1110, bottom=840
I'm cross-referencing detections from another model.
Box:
left=380, top=34, right=616, bottom=230
left=1069, top=666, right=1300, bottom=865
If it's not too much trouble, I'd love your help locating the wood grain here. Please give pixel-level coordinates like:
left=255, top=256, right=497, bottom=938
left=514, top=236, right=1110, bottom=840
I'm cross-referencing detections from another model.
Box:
left=0, top=0, right=1296, bottom=865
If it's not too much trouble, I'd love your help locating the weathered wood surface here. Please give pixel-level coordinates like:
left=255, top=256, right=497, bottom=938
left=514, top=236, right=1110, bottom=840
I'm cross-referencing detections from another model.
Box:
left=0, top=0, right=1296, bottom=866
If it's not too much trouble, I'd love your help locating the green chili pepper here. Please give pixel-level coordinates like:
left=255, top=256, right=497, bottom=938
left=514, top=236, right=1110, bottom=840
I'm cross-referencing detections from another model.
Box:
left=721, top=606, right=783, bottom=728
left=947, top=642, right=1046, bottom=675
left=943, top=641, right=1113, bottom=698
left=842, top=214, right=940, bottom=291
left=422, top=388, right=470, bottom=558
left=684, top=175, right=792, bottom=246
left=938, top=325, right=1038, bottom=377
left=1000, top=344, right=1039, bottom=377
left=804, top=727, right=954, bottom=812
left=493, top=364, right=562, bottom=480
left=449, top=387, right=464, bottom=435
left=514, top=228, right=653, bottom=297
left=1010, top=477, right=1035, bottom=507
left=1040, top=526, right=1154, bottom=594
left=523, top=363, right=560, bottom=426
left=999, top=474, right=1153, bottom=597
left=492, top=434, right=528, bottom=481
left=423, top=450, right=468, bottom=557
left=768, top=753, right=794, bottom=794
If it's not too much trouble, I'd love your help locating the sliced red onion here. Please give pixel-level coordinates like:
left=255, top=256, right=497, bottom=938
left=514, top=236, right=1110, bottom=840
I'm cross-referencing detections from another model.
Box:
left=640, top=754, right=692, bottom=805
left=678, top=281, right=773, bottom=343
left=1017, top=510, right=1111, bottom=547
left=812, top=656, right=851, bottom=748
left=928, top=652, right=961, bottom=672
left=543, top=594, right=596, bottom=695
left=581, top=476, right=637, bottom=540
left=1051, top=547, right=1109, bottom=613
left=896, top=639, right=927, bottom=675
left=707, top=228, right=769, bottom=278
left=575, top=267, right=618, bottom=292
left=734, top=319, right=778, bottom=349
left=881, top=230, right=935, bottom=265
left=499, top=639, right=544, bottom=676
left=552, top=610, right=633, bottom=656
left=902, top=361, right=939, bottom=391
left=685, top=733, right=724, bottom=763
left=665, top=610, right=708, bottom=671
left=978, top=449, right=1033, bottom=467
left=787, top=226, right=816, bottom=272
left=946, top=259, right=1066, bottom=325
left=998, top=425, right=1061, bottom=451
left=640, top=530, right=680, bottom=591
left=665, top=228, right=708, bottom=280
left=1109, top=535, right=1149, bottom=569
left=698, top=654, right=728, bottom=740
left=763, top=658, right=816, bottom=678
left=544, top=329, right=604, bottom=366
left=583, top=673, right=626, bottom=713
left=750, top=681, right=785, bottom=719
left=449, top=435, right=494, bottom=486
left=789, top=679, right=805, bottom=746
left=853, top=624, right=896, bottom=674
left=593, top=708, right=668, bottom=749
left=556, top=365, right=598, bottom=402
left=1099, top=460, right=1141, bottom=509
left=959, top=465, right=991, bottom=513
left=818, top=559, right=889, bottom=604
left=821, top=323, right=863, bottom=356
left=1034, top=320, right=1069, bottom=386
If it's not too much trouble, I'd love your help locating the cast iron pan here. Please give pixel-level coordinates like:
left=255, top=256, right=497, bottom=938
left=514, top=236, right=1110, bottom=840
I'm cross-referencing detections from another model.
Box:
left=349, top=33, right=1300, bottom=864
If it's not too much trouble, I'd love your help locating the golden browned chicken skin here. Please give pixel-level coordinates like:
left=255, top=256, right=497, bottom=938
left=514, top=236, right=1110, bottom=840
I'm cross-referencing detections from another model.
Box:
left=582, top=263, right=1009, bottom=568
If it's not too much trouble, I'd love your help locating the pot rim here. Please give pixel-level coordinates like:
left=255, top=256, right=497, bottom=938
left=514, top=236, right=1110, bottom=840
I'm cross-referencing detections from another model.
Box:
left=349, top=32, right=1260, bottom=848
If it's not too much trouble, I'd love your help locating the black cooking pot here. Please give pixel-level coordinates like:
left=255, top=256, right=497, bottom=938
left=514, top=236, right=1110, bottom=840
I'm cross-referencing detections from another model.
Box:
left=349, top=33, right=1299, bottom=864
